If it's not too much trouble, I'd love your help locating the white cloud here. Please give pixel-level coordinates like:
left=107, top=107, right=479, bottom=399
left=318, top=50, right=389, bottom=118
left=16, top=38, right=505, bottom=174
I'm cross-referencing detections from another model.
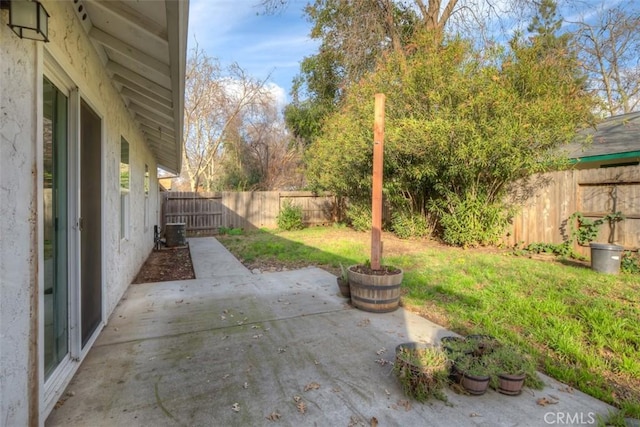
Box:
left=187, top=0, right=318, bottom=103
left=265, top=82, right=287, bottom=110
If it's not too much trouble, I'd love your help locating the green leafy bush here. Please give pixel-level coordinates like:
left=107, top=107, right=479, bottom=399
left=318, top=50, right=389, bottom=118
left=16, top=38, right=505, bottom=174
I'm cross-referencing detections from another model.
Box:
left=346, top=203, right=371, bottom=232
left=434, top=194, right=511, bottom=247
left=277, top=200, right=305, bottom=231
left=621, top=251, right=640, bottom=274
left=391, top=211, right=431, bottom=239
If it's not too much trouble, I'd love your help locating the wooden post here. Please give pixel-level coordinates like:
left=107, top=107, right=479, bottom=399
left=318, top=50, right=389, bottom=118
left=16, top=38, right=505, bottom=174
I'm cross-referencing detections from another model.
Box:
left=371, top=93, right=385, bottom=270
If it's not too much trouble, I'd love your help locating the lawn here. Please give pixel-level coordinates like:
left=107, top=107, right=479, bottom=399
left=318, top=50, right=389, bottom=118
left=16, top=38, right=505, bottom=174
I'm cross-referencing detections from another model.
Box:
left=216, top=226, right=640, bottom=418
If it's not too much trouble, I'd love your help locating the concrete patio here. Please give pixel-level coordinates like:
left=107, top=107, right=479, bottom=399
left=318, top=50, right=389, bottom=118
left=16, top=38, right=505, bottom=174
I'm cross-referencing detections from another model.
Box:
left=46, top=237, right=616, bottom=426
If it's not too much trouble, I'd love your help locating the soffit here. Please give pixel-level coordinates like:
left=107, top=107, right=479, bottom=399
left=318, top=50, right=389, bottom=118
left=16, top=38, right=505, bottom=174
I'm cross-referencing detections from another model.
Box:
left=79, top=0, right=188, bottom=174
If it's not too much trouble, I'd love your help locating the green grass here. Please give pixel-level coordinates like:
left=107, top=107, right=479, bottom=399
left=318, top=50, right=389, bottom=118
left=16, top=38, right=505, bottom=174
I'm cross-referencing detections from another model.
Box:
left=216, top=227, right=640, bottom=417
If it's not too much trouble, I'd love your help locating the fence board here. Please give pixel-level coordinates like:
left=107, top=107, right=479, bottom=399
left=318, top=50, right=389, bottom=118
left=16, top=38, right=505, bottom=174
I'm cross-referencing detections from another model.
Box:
left=508, top=165, right=640, bottom=254
left=161, top=191, right=337, bottom=235
left=162, top=167, right=639, bottom=251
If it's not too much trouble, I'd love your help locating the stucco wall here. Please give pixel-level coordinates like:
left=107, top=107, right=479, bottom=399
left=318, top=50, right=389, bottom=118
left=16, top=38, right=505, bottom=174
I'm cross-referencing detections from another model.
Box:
left=1, top=1, right=162, bottom=424
left=44, top=0, right=159, bottom=317
left=0, top=13, right=39, bottom=426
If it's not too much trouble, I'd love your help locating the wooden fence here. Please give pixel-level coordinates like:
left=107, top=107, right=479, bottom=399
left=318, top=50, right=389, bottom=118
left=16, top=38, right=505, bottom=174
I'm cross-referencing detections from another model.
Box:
left=161, top=191, right=337, bottom=235
left=162, top=165, right=639, bottom=253
left=507, top=164, right=640, bottom=256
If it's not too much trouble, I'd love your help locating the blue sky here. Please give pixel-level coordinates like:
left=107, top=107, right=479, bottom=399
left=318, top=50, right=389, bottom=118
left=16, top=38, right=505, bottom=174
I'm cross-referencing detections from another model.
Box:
left=186, top=0, right=623, bottom=106
left=188, top=0, right=318, bottom=104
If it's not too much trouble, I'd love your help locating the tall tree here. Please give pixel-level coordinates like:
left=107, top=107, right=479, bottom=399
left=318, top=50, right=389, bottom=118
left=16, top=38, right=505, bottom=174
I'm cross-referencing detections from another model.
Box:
left=181, top=46, right=274, bottom=191
left=569, top=2, right=640, bottom=115
left=282, top=0, right=541, bottom=144
left=306, top=21, right=595, bottom=245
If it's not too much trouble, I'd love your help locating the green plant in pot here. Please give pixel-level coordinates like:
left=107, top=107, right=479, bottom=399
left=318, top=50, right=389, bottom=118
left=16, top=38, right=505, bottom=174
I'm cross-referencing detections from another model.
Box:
left=487, top=345, right=543, bottom=394
left=466, top=334, right=500, bottom=357
left=394, top=343, right=450, bottom=402
left=454, top=353, right=493, bottom=395
left=440, top=336, right=480, bottom=355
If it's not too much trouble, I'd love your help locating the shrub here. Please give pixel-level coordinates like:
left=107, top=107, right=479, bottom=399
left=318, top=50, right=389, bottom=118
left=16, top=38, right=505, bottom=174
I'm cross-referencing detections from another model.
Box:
left=433, top=193, right=512, bottom=247
left=391, top=211, right=431, bottom=239
left=277, top=200, right=305, bottom=231
left=346, top=203, right=371, bottom=232
left=621, top=251, right=640, bottom=274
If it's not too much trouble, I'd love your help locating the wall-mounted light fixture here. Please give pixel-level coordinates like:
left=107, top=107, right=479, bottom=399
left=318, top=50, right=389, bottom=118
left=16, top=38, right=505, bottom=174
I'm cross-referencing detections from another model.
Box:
left=1, top=0, right=50, bottom=42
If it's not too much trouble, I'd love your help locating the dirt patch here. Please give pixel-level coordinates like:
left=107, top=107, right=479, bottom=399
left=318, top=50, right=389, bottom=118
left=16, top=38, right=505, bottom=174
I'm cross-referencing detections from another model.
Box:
left=132, top=246, right=195, bottom=283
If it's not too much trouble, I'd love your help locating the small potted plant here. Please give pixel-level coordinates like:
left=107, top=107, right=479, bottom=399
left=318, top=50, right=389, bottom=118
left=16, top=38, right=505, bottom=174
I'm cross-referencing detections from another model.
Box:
left=394, top=343, right=450, bottom=402
left=454, top=353, right=493, bottom=395
left=487, top=345, right=536, bottom=395
left=336, top=263, right=350, bottom=298
left=440, top=336, right=476, bottom=355
left=466, top=334, right=500, bottom=357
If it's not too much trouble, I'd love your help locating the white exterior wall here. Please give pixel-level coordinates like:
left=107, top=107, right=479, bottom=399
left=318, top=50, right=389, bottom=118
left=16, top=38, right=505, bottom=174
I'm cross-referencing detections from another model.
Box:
left=1, top=2, right=160, bottom=424
left=0, top=13, right=40, bottom=425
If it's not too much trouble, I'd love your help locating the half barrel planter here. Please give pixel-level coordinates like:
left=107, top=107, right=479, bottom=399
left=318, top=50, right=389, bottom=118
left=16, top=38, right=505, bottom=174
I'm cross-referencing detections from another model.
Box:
left=347, top=265, right=403, bottom=313
left=497, top=373, right=526, bottom=396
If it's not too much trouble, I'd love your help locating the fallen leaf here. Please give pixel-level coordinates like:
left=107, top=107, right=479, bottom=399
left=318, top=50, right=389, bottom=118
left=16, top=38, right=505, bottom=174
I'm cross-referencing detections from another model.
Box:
left=243, top=382, right=248, bottom=389
left=559, top=386, right=574, bottom=394
left=375, top=358, right=391, bottom=366
left=304, top=382, right=320, bottom=392
left=384, top=389, right=390, bottom=396
left=293, top=395, right=301, bottom=403
left=536, top=397, right=559, bottom=406
left=370, top=417, right=378, bottom=427
left=296, top=401, right=306, bottom=414
left=232, top=403, right=240, bottom=412
left=469, top=412, right=482, bottom=417
left=376, top=347, right=386, bottom=355
left=397, top=399, right=412, bottom=411
left=357, top=318, right=371, bottom=327
left=265, top=411, right=281, bottom=421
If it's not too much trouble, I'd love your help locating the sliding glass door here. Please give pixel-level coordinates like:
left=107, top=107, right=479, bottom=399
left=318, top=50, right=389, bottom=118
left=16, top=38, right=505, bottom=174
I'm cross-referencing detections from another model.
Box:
left=43, top=77, right=69, bottom=378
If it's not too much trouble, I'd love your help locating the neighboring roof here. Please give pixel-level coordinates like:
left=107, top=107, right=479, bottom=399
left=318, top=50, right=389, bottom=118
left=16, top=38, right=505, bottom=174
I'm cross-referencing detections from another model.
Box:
left=564, top=112, right=640, bottom=163
left=78, top=0, right=189, bottom=174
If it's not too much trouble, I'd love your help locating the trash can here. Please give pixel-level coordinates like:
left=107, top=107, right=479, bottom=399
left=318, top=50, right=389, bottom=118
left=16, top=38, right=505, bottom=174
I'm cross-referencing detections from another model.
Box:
left=589, top=243, right=624, bottom=274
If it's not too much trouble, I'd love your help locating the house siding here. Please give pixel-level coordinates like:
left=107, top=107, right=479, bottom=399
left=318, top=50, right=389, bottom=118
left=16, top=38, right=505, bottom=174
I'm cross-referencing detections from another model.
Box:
left=1, top=1, right=161, bottom=424
left=0, top=18, right=40, bottom=427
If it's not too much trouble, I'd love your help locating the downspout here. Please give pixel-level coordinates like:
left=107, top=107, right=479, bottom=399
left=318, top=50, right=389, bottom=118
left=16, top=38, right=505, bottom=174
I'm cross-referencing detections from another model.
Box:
left=30, top=41, right=43, bottom=427
left=29, top=165, right=40, bottom=427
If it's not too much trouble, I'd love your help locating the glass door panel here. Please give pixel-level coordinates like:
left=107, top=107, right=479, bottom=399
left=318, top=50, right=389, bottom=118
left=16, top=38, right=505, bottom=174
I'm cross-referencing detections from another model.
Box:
left=43, top=77, right=69, bottom=379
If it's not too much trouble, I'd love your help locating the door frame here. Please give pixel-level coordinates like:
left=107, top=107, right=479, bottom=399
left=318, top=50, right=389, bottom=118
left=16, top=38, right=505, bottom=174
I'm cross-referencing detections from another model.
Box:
left=40, top=49, right=107, bottom=417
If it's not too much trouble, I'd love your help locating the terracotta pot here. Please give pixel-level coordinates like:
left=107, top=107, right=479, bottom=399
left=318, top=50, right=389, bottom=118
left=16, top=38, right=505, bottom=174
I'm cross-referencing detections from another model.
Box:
left=497, top=373, right=526, bottom=396
left=336, top=277, right=350, bottom=298
left=461, top=372, right=490, bottom=395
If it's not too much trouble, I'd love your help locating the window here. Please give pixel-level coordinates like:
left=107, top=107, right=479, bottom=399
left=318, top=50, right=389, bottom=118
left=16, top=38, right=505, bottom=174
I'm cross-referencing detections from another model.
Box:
left=120, top=138, right=130, bottom=239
